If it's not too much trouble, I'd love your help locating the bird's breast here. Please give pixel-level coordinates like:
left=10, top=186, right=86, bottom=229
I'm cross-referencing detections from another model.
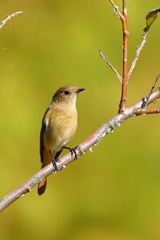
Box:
left=43, top=107, right=77, bottom=152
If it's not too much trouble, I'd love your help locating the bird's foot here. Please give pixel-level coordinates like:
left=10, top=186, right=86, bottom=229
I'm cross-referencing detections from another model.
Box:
left=52, top=158, right=60, bottom=172
left=62, top=146, right=79, bottom=159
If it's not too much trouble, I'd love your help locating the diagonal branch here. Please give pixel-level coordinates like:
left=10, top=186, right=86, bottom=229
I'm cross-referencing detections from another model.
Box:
left=127, top=32, right=148, bottom=80
left=141, top=74, right=160, bottom=108
left=0, top=87, right=160, bottom=212
left=99, top=50, right=122, bottom=82
left=0, top=11, right=24, bottom=29
left=109, top=0, right=123, bottom=19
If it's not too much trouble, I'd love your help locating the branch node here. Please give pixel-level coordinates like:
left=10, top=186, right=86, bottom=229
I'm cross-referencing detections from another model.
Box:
left=141, top=74, right=160, bottom=108
left=124, top=30, right=129, bottom=35
left=114, top=6, right=120, bottom=17
left=109, top=0, right=123, bottom=19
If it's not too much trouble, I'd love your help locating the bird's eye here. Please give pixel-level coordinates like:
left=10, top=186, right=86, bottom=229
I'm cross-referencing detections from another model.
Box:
left=64, top=91, right=69, bottom=95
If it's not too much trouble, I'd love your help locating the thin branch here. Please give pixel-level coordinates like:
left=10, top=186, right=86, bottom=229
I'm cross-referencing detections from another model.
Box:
left=127, top=32, right=148, bottom=79
left=99, top=50, right=122, bottom=82
left=141, top=74, right=160, bottom=108
left=136, top=109, right=160, bottom=115
left=122, top=0, right=127, bottom=12
left=109, top=0, right=123, bottom=19
left=136, top=74, right=160, bottom=115
left=106, top=2, right=159, bottom=114
left=0, top=11, right=24, bottom=29
left=119, top=0, right=129, bottom=112
left=0, top=87, right=160, bottom=212
left=127, top=7, right=160, bottom=79
left=108, top=0, right=129, bottom=112
left=136, top=75, right=160, bottom=115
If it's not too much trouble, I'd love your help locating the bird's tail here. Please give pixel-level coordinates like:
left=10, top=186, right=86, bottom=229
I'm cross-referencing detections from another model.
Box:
left=38, top=177, right=47, bottom=196
left=37, top=149, right=54, bottom=196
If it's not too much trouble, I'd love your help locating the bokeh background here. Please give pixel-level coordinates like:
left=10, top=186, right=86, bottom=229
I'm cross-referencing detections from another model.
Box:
left=0, top=0, right=160, bottom=239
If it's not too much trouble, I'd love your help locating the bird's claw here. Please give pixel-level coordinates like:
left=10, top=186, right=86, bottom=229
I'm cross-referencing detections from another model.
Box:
left=62, top=146, right=78, bottom=159
left=52, top=158, right=59, bottom=172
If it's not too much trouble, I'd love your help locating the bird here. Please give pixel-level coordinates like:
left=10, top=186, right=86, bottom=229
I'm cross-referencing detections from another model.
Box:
left=38, top=85, right=85, bottom=195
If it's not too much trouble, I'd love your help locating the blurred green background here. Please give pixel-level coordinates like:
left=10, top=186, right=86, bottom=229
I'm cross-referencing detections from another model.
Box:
left=0, top=0, right=160, bottom=239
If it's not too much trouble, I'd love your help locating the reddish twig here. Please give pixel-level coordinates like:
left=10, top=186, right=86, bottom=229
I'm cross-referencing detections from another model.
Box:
left=109, top=0, right=129, bottom=112
left=0, top=87, right=160, bottom=212
left=108, top=1, right=157, bottom=113
left=136, top=109, right=160, bottom=115
left=119, top=0, right=129, bottom=112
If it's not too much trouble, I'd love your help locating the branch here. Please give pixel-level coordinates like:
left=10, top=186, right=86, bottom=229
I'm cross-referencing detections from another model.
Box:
left=119, top=0, right=129, bottom=112
left=0, top=87, right=160, bottom=212
left=136, top=109, right=160, bottom=115
left=127, top=32, right=147, bottom=79
left=99, top=50, right=122, bottom=82
left=108, top=0, right=129, bottom=112
left=127, top=8, right=160, bottom=80
left=142, top=74, right=160, bottom=108
left=106, top=2, right=160, bottom=114
left=0, top=11, right=24, bottom=29
left=108, top=0, right=123, bottom=19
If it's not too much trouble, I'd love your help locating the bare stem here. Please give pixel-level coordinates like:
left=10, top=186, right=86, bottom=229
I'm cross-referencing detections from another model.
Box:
left=136, top=109, right=160, bottom=115
left=108, top=0, right=129, bottom=112
left=109, top=0, right=123, bottom=19
left=119, top=0, right=129, bottom=112
left=0, top=11, right=24, bottom=29
left=127, top=32, right=148, bottom=79
left=141, top=74, right=160, bottom=108
left=99, top=50, right=122, bottom=82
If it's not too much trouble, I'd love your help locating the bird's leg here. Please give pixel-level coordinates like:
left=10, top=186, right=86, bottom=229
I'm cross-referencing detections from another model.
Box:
left=54, top=150, right=63, bottom=161
left=51, top=158, right=59, bottom=172
left=49, top=150, right=63, bottom=172
left=62, top=146, right=78, bottom=159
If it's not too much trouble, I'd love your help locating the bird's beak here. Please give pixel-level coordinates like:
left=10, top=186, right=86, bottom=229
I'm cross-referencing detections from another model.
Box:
left=77, top=88, right=85, bottom=93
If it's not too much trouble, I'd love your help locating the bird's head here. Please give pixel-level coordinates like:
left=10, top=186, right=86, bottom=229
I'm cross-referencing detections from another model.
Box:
left=52, top=85, right=85, bottom=106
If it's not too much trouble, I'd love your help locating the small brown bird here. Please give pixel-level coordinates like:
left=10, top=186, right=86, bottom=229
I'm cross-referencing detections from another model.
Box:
left=38, top=85, right=85, bottom=195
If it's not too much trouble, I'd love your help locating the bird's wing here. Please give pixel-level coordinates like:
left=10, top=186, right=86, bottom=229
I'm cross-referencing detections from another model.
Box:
left=40, top=107, right=50, bottom=163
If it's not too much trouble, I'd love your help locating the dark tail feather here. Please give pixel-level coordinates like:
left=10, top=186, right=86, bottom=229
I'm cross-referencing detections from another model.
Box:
left=38, top=178, right=47, bottom=195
